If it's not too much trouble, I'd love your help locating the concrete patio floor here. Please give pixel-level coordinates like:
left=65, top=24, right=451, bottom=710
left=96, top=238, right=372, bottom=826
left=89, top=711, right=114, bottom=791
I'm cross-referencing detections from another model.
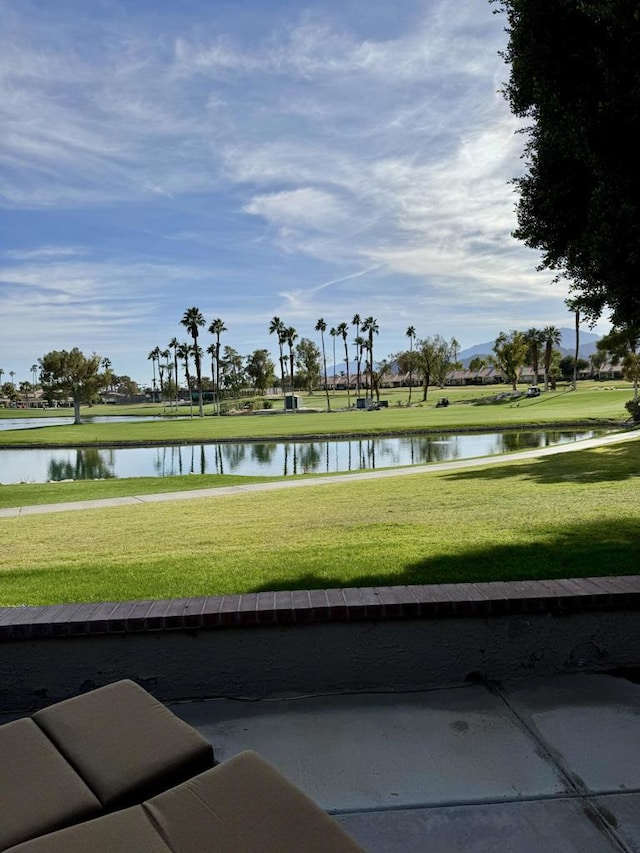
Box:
left=172, top=672, right=640, bottom=852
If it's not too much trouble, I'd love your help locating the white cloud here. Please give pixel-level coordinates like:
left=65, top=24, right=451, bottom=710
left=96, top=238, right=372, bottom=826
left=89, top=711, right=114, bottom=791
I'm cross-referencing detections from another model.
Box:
left=3, top=246, right=85, bottom=260
left=243, top=188, right=351, bottom=233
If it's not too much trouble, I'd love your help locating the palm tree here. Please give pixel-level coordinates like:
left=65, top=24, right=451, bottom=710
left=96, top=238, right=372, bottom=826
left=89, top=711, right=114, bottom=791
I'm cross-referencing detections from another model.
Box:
left=208, top=318, right=227, bottom=416
left=337, top=322, right=351, bottom=409
left=285, top=326, right=298, bottom=409
left=315, top=318, right=331, bottom=412
left=176, top=342, right=194, bottom=417
left=9, top=370, right=15, bottom=386
left=352, top=314, right=362, bottom=396
left=406, top=326, right=416, bottom=405
left=570, top=303, right=581, bottom=389
left=543, top=326, right=562, bottom=392
left=206, top=342, right=216, bottom=392
left=329, top=328, right=337, bottom=395
left=524, top=328, right=545, bottom=387
left=159, top=349, right=170, bottom=400
left=147, top=347, right=160, bottom=401
left=361, top=317, right=379, bottom=395
left=354, top=336, right=366, bottom=401
left=269, top=317, right=286, bottom=399
left=169, top=337, right=180, bottom=409
left=0, top=368, right=4, bottom=390
left=181, top=307, right=205, bottom=416
left=165, top=361, right=174, bottom=409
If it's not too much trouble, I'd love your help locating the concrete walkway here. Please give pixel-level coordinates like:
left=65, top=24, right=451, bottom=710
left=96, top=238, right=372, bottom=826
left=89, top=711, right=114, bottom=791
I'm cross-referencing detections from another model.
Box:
left=172, top=671, right=640, bottom=852
left=1, top=428, right=637, bottom=518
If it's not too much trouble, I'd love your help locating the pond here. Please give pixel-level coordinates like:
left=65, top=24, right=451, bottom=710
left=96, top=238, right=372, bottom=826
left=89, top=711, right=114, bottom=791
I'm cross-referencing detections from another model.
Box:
left=0, top=429, right=607, bottom=484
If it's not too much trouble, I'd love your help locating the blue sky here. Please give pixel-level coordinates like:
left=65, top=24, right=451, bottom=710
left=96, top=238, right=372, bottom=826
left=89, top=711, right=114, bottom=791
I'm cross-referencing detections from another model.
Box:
left=0, top=0, right=608, bottom=387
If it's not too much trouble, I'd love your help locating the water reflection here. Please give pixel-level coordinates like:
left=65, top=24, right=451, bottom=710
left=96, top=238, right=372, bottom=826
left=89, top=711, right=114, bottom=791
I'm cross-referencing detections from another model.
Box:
left=47, top=448, right=116, bottom=481
left=0, top=429, right=607, bottom=484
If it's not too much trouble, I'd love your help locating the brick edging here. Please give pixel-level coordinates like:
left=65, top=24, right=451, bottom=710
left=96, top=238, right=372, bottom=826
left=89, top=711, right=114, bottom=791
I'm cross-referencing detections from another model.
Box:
left=1, top=576, right=639, bottom=641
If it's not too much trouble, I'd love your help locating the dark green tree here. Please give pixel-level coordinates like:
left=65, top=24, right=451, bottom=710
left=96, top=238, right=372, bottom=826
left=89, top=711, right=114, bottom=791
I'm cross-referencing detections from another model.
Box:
left=597, top=323, right=640, bottom=401
left=246, top=349, right=275, bottom=394
left=295, top=337, right=321, bottom=393
left=559, top=355, right=589, bottom=382
left=415, top=336, right=450, bottom=402
left=39, top=349, right=109, bottom=424
left=220, top=346, right=246, bottom=398
left=491, top=330, right=528, bottom=390
left=495, top=0, right=640, bottom=326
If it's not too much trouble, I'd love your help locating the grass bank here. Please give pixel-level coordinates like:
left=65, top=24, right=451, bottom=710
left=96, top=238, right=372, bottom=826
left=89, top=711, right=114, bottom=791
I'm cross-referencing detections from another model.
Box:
left=0, top=474, right=282, bottom=509
left=1, top=437, right=638, bottom=606
left=0, top=385, right=632, bottom=447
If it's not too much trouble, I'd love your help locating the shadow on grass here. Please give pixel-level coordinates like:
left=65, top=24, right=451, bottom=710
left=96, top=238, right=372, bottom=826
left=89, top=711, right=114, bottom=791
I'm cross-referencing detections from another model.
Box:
left=442, top=438, right=640, bottom=486
left=251, top=518, right=640, bottom=592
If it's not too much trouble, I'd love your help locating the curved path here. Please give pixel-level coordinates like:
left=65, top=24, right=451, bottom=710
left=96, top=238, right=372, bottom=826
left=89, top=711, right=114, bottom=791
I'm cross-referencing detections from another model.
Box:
left=1, top=428, right=637, bottom=518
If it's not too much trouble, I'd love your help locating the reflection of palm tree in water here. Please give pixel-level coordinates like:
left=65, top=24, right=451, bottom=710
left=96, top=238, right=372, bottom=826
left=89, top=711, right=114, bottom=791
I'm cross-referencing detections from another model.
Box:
left=222, top=443, right=246, bottom=471
left=283, top=443, right=299, bottom=476
left=48, top=448, right=115, bottom=481
left=251, top=444, right=276, bottom=465
left=298, top=442, right=321, bottom=473
left=499, top=431, right=543, bottom=453
left=152, top=446, right=168, bottom=477
left=215, top=444, right=224, bottom=475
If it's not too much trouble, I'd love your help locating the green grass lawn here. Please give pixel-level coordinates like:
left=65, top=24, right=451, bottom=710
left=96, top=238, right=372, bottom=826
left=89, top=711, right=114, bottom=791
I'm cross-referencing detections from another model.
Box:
left=0, top=383, right=633, bottom=447
left=0, top=474, right=283, bottom=509
left=1, top=437, right=638, bottom=606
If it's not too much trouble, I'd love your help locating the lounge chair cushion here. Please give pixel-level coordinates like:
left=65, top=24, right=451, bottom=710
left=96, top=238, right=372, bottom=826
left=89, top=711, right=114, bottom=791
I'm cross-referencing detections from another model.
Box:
left=32, top=679, right=213, bottom=807
left=0, top=718, right=101, bottom=851
left=145, top=750, right=365, bottom=853
left=4, top=806, right=172, bottom=853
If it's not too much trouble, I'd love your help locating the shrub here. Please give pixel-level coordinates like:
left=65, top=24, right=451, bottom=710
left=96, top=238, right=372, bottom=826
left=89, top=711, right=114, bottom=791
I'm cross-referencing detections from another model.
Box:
left=625, top=399, right=640, bottom=422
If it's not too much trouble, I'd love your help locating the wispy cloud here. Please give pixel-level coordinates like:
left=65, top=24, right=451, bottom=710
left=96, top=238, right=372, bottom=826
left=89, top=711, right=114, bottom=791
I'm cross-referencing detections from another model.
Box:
left=4, top=245, right=86, bottom=260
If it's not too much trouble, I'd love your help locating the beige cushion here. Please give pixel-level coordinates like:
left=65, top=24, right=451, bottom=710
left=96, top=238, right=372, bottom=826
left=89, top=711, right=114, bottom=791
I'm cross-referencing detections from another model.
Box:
left=33, top=679, right=213, bottom=807
left=145, top=750, right=365, bottom=853
left=4, top=806, right=171, bottom=853
left=0, top=718, right=101, bottom=851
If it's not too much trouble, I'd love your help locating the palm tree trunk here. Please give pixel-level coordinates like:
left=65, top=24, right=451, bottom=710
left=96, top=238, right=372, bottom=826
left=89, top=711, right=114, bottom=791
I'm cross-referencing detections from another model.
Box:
left=321, top=334, right=330, bottom=412
left=343, top=339, right=351, bottom=409
left=573, top=309, right=580, bottom=389
left=289, top=349, right=295, bottom=411
left=216, top=337, right=222, bottom=416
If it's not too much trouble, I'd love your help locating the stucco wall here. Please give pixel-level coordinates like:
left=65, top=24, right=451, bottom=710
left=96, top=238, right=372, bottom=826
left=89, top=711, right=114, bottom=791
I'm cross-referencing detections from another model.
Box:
left=1, top=610, right=639, bottom=713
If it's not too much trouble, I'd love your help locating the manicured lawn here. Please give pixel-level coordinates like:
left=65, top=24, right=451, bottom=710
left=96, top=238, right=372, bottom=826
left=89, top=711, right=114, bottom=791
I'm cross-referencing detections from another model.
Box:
left=0, top=384, right=633, bottom=447
left=1, top=437, right=638, bottom=606
left=0, top=474, right=282, bottom=509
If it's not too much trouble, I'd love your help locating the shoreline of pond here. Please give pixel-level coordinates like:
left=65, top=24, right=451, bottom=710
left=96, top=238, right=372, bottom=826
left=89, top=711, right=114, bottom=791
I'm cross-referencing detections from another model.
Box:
left=0, top=419, right=631, bottom=451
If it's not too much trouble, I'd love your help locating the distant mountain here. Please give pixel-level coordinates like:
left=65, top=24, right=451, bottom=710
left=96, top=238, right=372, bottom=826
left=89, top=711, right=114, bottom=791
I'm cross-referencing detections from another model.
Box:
left=459, top=327, right=601, bottom=366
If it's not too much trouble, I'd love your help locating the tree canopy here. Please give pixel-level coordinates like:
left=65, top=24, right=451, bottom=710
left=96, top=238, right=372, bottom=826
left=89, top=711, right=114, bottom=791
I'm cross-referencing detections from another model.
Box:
left=39, top=348, right=108, bottom=423
left=495, top=0, right=640, bottom=327
left=245, top=349, right=275, bottom=394
left=491, top=330, right=528, bottom=390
